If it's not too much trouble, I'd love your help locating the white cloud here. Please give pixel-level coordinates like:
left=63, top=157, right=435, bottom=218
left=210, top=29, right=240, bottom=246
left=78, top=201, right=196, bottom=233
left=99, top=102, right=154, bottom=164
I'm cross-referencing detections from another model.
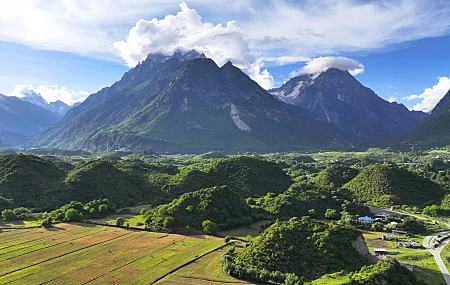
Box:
left=114, top=3, right=274, bottom=89
left=403, top=77, right=450, bottom=112
left=292, top=56, right=364, bottom=77
left=7, top=84, right=88, bottom=106
left=387, top=96, right=398, bottom=103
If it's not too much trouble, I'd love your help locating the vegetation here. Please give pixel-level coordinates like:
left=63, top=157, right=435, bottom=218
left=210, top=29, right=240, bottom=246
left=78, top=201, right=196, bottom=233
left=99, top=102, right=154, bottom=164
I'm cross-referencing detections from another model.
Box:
left=148, top=185, right=256, bottom=231
left=225, top=220, right=369, bottom=283
left=344, top=163, right=445, bottom=207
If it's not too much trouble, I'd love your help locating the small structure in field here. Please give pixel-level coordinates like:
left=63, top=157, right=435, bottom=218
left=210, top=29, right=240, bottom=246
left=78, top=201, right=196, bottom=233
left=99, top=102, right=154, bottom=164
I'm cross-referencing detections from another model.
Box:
left=373, top=248, right=387, bottom=255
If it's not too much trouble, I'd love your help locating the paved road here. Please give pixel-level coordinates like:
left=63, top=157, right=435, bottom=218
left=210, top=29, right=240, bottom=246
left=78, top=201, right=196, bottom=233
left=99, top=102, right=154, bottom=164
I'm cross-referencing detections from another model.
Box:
left=423, top=232, right=450, bottom=285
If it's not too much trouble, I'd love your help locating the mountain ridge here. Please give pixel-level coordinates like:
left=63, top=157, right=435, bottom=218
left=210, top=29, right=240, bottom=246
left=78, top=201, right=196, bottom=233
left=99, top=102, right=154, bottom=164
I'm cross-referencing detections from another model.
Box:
left=270, top=68, right=428, bottom=142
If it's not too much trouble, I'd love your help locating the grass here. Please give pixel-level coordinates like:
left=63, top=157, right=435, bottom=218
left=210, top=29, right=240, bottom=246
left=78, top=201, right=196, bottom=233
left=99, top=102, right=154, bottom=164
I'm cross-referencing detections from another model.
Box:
left=155, top=244, right=258, bottom=284
left=441, top=241, right=450, bottom=271
left=362, top=231, right=446, bottom=285
left=0, top=223, right=224, bottom=284
left=87, top=214, right=146, bottom=229
left=0, top=218, right=44, bottom=229
left=218, top=220, right=270, bottom=240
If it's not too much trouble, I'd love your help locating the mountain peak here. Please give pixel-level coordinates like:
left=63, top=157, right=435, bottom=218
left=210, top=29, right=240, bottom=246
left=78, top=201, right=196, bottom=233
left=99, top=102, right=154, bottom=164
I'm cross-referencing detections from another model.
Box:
left=145, top=49, right=206, bottom=64
left=431, top=89, right=450, bottom=117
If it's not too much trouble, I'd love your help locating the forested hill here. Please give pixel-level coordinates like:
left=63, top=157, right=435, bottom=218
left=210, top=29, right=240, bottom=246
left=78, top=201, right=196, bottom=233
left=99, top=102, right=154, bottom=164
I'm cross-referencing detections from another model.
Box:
left=344, top=163, right=445, bottom=207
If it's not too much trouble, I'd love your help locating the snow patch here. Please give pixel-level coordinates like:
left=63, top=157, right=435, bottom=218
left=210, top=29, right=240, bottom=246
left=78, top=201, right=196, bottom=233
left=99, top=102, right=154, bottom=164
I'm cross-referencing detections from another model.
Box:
left=230, top=103, right=251, bottom=131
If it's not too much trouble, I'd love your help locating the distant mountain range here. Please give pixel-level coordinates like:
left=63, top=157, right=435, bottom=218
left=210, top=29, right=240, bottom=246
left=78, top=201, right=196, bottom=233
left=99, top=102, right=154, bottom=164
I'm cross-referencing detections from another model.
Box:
left=1, top=50, right=449, bottom=152
left=18, top=90, right=71, bottom=115
left=270, top=68, right=428, bottom=142
left=35, top=51, right=348, bottom=153
left=0, top=94, right=62, bottom=146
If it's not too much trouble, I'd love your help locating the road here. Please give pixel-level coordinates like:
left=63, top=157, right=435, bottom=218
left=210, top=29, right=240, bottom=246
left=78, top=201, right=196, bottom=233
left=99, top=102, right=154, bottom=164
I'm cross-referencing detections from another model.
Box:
left=423, top=232, right=450, bottom=285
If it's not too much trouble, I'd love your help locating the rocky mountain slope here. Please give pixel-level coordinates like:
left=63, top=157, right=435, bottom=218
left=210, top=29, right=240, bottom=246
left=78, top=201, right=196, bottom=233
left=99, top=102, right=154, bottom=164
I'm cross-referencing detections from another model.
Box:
left=270, top=68, right=428, bottom=142
left=36, top=51, right=348, bottom=153
left=19, top=90, right=71, bottom=115
left=385, top=89, right=450, bottom=149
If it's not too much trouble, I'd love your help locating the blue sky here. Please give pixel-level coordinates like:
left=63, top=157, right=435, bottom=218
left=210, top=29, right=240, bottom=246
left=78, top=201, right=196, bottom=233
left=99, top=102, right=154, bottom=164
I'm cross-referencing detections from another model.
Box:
left=0, top=0, right=449, bottom=112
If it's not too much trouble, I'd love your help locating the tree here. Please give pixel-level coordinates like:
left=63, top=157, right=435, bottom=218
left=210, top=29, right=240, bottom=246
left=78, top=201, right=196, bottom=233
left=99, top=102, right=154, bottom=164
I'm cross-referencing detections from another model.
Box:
left=41, top=217, right=53, bottom=228
left=64, top=209, right=82, bottom=221
left=98, top=204, right=109, bottom=215
left=285, top=273, right=302, bottom=285
left=224, top=236, right=231, bottom=243
left=423, top=205, right=442, bottom=217
left=202, top=220, right=218, bottom=235
left=2, top=209, right=18, bottom=221
left=325, top=208, right=339, bottom=220
left=13, top=207, right=31, bottom=219
left=116, top=217, right=124, bottom=226
left=163, top=216, right=174, bottom=228
left=140, top=208, right=148, bottom=215
left=301, top=216, right=311, bottom=224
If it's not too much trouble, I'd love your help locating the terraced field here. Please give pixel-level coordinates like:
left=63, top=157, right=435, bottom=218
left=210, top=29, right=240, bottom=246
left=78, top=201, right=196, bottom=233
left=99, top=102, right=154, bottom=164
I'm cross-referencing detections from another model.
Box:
left=0, top=223, right=235, bottom=284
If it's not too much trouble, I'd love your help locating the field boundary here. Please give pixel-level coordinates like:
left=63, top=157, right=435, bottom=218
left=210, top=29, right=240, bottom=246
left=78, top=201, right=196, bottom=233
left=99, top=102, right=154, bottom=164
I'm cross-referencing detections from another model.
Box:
left=150, top=241, right=234, bottom=284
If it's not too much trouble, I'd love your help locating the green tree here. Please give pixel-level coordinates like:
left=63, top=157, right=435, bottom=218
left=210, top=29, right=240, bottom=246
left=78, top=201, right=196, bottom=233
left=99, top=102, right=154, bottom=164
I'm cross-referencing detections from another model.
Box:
left=116, top=217, right=125, bottom=226
left=202, top=220, right=218, bottom=235
left=224, top=236, right=231, bottom=243
left=325, top=208, right=339, bottom=220
left=163, top=216, right=174, bottom=228
left=41, top=217, right=53, bottom=228
left=64, top=209, right=82, bottom=221
left=98, top=204, right=108, bottom=215
left=139, top=208, right=148, bottom=215
left=2, top=209, right=18, bottom=221
left=423, top=205, right=442, bottom=217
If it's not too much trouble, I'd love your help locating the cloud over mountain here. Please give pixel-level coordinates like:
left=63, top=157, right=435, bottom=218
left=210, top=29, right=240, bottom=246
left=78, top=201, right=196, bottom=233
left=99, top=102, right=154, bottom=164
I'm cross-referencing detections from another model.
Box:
left=404, top=77, right=450, bottom=112
left=8, top=84, right=88, bottom=106
left=292, top=57, right=364, bottom=77
left=115, top=3, right=274, bottom=89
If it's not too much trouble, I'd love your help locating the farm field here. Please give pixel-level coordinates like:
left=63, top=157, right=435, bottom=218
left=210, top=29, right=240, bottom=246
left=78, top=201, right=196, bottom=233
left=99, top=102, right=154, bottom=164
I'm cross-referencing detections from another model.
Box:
left=155, top=246, right=258, bottom=284
left=0, top=223, right=225, bottom=284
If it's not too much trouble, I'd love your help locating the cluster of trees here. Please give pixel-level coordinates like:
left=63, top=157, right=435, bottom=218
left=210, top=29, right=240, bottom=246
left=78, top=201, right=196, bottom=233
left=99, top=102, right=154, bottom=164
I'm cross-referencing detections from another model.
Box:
left=222, top=251, right=304, bottom=285
left=230, top=220, right=368, bottom=282
left=146, top=186, right=260, bottom=232
left=47, top=199, right=115, bottom=222
left=345, top=258, right=425, bottom=285
left=1, top=207, right=31, bottom=221
left=344, top=163, right=445, bottom=207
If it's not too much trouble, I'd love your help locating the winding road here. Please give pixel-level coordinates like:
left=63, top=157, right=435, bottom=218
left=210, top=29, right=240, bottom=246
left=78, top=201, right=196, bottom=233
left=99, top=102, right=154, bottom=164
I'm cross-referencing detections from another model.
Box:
left=423, top=232, right=450, bottom=285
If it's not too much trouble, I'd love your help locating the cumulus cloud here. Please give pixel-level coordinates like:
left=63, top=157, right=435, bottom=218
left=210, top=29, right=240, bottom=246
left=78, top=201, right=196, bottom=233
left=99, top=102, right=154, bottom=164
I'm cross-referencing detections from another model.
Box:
left=387, top=96, right=398, bottom=103
left=291, top=56, right=364, bottom=77
left=114, top=3, right=274, bottom=89
left=403, top=77, right=450, bottom=112
left=8, top=84, right=88, bottom=106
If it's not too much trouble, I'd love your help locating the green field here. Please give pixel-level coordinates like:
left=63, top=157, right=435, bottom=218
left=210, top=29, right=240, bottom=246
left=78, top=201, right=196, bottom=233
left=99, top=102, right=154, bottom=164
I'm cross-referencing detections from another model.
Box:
left=0, top=223, right=228, bottom=284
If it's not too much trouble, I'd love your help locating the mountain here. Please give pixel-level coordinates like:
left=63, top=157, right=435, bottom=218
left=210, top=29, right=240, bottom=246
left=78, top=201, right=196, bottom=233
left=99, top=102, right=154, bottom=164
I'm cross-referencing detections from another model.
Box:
left=0, top=139, right=9, bottom=148
left=36, top=51, right=348, bottom=153
left=19, top=90, right=71, bottom=115
left=0, top=94, right=61, bottom=145
left=385, top=89, right=450, bottom=149
left=270, top=68, right=428, bottom=142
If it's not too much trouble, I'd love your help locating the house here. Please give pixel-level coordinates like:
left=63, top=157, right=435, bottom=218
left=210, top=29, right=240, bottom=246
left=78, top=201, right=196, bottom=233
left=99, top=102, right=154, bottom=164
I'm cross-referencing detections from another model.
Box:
left=373, top=248, right=387, bottom=255
left=391, top=205, right=401, bottom=210
left=358, top=216, right=374, bottom=223
left=392, top=230, right=408, bottom=236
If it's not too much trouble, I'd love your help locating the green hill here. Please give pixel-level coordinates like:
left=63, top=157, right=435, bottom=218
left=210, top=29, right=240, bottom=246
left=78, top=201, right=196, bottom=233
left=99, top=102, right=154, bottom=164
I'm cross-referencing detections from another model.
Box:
left=262, top=181, right=370, bottom=219
left=313, top=165, right=359, bottom=188
left=344, top=164, right=445, bottom=207
left=228, top=220, right=369, bottom=282
left=149, top=185, right=254, bottom=231
left=165, top=156, right=293, bottom=198
left=0, top=154, right=66, bottom=209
